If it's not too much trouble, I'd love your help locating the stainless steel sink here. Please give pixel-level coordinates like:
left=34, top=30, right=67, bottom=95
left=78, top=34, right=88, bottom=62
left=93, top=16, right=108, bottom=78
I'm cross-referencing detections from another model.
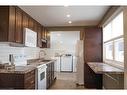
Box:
left=39, top=59, right=52, bottom=62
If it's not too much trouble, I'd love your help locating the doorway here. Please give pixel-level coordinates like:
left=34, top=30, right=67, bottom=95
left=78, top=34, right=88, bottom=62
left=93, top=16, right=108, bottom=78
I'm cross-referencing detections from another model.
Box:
left=49, top=31, right=82, bottom=89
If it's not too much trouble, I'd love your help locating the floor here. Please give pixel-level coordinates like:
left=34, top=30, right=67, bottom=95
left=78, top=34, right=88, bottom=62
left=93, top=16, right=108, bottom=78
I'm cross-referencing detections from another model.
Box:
left=50, top=72, right=85, bottom=89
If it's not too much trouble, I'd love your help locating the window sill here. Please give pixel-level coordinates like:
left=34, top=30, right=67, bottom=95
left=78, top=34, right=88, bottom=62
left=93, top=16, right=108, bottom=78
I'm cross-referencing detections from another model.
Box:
left=104, top=59, right=124, bottom=70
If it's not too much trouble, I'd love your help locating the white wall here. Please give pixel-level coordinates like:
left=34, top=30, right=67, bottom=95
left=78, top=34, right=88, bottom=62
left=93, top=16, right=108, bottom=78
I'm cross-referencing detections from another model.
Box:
left=50, top=31, right=80, bottom=55
left=50, top=31, right=80, bottom=72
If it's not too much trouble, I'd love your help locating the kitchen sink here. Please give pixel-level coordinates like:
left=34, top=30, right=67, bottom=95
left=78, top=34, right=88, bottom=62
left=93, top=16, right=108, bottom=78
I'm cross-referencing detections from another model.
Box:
left=39, top=59, right=52, bottom=62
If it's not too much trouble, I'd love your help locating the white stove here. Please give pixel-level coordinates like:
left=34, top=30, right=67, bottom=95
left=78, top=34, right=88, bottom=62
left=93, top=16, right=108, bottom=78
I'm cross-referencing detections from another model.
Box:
left=27, top=62, right=47, bottom=89
left=36, top=63, right=47, bottom=89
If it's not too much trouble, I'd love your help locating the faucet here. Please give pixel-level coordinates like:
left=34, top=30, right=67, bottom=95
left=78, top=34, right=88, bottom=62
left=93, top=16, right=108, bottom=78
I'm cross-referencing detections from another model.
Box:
left=39, top=50, right=46, bottom=59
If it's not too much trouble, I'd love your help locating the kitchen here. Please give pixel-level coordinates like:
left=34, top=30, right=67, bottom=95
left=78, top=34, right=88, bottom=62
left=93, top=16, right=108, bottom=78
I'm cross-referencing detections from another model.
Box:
left=0, top=5, right=126, bottom=90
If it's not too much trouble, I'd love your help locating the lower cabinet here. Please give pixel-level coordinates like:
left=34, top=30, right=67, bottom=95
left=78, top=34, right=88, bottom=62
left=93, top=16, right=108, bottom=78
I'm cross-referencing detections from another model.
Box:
left=84, top=63, right=102, bottom=89
left=46, top=62, right=55, bottom=89
left=0, top=69, right=35, bottom=89
left=103, top=73, right=124, bottom=89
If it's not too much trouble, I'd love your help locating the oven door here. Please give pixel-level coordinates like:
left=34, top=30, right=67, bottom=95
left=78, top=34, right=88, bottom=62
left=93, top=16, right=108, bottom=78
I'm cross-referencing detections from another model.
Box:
left=37, top=66, right=47, bottom=89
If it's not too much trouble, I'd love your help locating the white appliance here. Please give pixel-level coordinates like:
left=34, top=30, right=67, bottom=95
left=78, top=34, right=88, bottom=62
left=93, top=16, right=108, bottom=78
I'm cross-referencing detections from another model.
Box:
left=24, top=28, right=37, bottom=47
left=60, top=54, right=73, bottom=72
left=36, top=64, right=47, bottom=89
left=75, top=40, right=84, bottom=85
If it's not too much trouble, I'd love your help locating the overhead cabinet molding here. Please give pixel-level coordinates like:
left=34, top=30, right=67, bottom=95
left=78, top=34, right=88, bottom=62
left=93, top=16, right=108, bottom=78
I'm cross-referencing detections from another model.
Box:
left=0, top=6, right=50, bottom=48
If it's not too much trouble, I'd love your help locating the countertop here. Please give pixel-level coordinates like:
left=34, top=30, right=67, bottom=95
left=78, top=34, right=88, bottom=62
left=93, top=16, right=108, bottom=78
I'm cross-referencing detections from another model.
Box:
left=27, top=58, right=56, bottom=66
left=0, top=65, right=36, bottom=74
left=87, top=62, right=124, bottom=74
left=0, top=59, right=56, bottom=74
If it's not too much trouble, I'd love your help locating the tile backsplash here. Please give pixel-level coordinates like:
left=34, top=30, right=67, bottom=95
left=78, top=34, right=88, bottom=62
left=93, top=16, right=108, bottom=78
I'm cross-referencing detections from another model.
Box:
left=0, top=44, right=41, bottom=63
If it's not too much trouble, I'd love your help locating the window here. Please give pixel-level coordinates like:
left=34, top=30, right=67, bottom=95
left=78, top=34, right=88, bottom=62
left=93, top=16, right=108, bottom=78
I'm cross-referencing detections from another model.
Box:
left=114, top=38, right=124, bottom=62
left=105, top=42, right=113, bottom=60
left=103, top=12, right=124, bottom=65
left=103, top=22, right=112, bottom=42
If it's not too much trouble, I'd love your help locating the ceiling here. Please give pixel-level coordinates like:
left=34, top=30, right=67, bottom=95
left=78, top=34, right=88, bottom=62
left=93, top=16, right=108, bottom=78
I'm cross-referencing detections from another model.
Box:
left=19, top=6, right=109, bottom=27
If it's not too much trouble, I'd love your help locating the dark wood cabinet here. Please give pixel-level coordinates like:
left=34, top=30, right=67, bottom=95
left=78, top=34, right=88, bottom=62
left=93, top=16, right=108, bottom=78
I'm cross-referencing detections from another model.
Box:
left=28, top=17, right=34, bottom=30
left=33, top=20, right=38, bottom=32
left=0, top=6, right=50, bottom=48
left=8, top=6, right=16, bottom=42
left=0, top=6, right=15, bottom=42
left=41, top=27, right=44, bottom=39
left=0, top=69, right=35, bottom=89
left=37, top=25, right=42, bottom=47
left=84, top=27, right=102, bottom=62
left=40, top=27, right=50, bottom=48
left=22, top=12, right=29, bottom=29
left=15, top=7, right=23, bottom=43
left=84, top=63, right=102, bottom=89
left=46, top=62, right=55, bottom=89
left=83, top=27, right=103, bottom=89
left=47, top=31, right=50, bottom=48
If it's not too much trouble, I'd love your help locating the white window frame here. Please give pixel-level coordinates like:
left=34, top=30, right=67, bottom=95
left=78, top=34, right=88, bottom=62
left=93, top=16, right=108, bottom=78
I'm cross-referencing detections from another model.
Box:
left=103, top=12, right=124, bottom=68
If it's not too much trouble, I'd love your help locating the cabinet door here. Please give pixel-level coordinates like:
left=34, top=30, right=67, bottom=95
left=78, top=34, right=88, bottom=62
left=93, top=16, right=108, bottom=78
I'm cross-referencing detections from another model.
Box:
left=8, top=6, right=15, bottom=42
left=51, top=62, right=54, bottom=82
left=84, top=27, right=102, bottom=62
left=84, top=63, right=102, bottom=89
left=0, top=6, right=9, bottom=41
left=46, top=64, right=50, bottom=89
left=15, top=7, right=23, bottom=43
left=41, top=27, right=44, bottom=39
left=28, top=17, right=34, bottom=30
left=22, top=12, right=29, bottom=29
left=24, top=70, right=35, bottom=89
left=47, top=31, right=50, bottom=48
left=37, top=25, right=42, bottom=47
left=44, top=28, right=47, bottom=40
left=33, top=21, right=38, bottom=32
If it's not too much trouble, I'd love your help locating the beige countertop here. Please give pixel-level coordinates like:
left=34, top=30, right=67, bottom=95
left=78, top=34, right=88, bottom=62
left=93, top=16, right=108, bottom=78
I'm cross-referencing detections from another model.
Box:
left=87, top=62, right=124, bottom=74
left=0, top=65, right=36, bottom=74
left=0, top=59, right=56, bottom=74
left=27, top=58, right=56, bottom=66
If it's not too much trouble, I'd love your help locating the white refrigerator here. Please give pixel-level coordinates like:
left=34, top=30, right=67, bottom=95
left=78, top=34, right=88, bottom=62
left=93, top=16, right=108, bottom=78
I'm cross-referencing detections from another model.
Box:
left=75, top=40, right=84, bottom=85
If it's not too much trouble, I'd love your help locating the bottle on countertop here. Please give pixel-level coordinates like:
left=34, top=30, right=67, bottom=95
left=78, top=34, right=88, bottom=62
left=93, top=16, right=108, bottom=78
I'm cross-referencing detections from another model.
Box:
left=9, top=54, right=14, bottom=65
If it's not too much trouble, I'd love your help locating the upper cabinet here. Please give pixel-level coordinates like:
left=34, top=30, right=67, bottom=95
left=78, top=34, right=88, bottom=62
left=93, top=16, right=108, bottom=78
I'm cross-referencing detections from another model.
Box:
left=0, top=6, right=15, bottom=42
left=28, top=17, right=34, bottom=30
left=15, top=7, right=23, bottom=43
left=0, top=6, right=50, bottom=48
left=22, top=12, right=29, bottom=29
left=41, top=27, right=50, bottom=48
left=37, top=24, right=42, bottom=47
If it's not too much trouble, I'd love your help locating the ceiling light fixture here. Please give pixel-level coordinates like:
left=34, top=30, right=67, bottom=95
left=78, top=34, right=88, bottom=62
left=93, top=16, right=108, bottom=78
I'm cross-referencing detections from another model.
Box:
left=66, top=14, right=71, bottom=18
left=68, top=21, right=72, bottom=24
